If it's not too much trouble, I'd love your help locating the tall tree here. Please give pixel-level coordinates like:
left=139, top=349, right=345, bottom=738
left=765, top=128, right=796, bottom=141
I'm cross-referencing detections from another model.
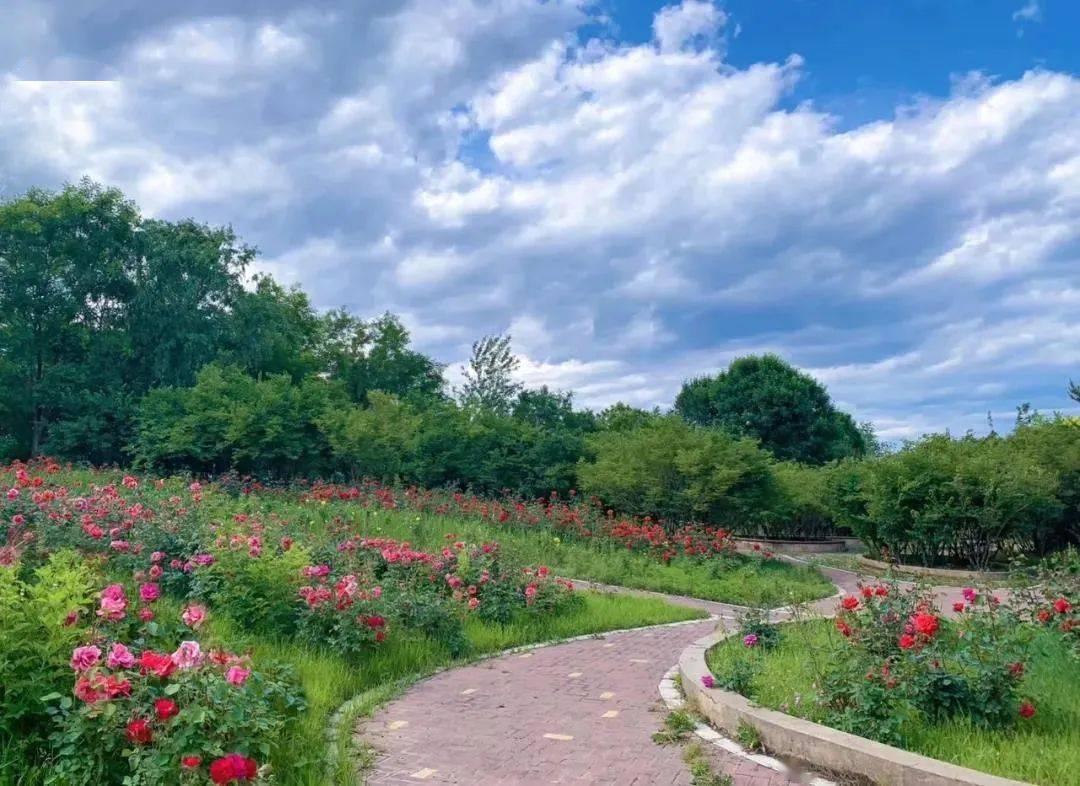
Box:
left=323, top=312, right=445, bottom=405
left=675, top=354, right=867, bottom=464
left=0, top=180, right=139, bottom=457
left=1070, top=379, right=1079, bottom=404
left=458, top=334, right=521, bottom=414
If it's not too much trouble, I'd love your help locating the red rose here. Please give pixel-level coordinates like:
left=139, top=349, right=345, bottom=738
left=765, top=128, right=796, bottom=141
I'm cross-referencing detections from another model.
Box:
left=138, top=650, right=176, bottom=678
left=912, top=612, right=939, bottom=637
left=1037, top=609, right=1052, bottom=623
left=874, top=586, right=888, bottom=596
left=860, top=586, right=873, bottom=598
left=126, top=718, right=153, bottom=745
left=835, top=619, right=852, bottom=637
left=181, top=755, right=202, bottom=769
left=1019, top=700, right=1036, bottom=718
left=1053, top=597, right=1072, bottom=614
left=209, top=753, right=258, bottom=784
left=952, top=602, right=965, bottom=613
left=841, top=596, right=859, bottom=611
left=898, top=634, right=916, bottom=650
left=155, top=698, right=179, bottom=721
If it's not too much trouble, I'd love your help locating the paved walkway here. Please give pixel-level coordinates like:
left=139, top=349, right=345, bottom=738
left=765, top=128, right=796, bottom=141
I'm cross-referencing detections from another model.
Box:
left=357, top=566, right=1000, bottom=785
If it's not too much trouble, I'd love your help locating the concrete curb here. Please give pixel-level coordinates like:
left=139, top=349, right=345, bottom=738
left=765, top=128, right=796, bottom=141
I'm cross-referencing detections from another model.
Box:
left=857, top=556, right=1010, bottom=581
left=679, top=628, right=1032, bottom=786
left=658, top=664, right=836, bottom=786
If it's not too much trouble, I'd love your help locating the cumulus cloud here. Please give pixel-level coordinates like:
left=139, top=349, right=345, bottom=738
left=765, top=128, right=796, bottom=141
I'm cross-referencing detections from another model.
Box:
left=0, top=0, right=1077, bottom=439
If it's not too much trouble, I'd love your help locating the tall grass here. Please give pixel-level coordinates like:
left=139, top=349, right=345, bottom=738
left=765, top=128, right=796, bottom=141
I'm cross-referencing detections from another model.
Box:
left=232, top=499, right=835, bottom=607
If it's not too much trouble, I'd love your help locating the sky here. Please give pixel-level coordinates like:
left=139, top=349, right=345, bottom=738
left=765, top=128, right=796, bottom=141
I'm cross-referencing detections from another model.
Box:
left=1, top=0, right=1078, bottom=439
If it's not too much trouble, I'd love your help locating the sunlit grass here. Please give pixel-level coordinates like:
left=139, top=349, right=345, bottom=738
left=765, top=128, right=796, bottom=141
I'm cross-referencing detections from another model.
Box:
left=706, top=621, right=1080, bottom=785
left=257, top=501, right=836, bottom=607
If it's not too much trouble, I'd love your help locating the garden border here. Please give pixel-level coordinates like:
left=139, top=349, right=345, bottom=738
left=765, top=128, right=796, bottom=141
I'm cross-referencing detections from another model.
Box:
left=734, top=536, right=848, bottom=554
left=679, top=626, right=1031, bottom=786
left=857, top=556, right=1010, bottom=582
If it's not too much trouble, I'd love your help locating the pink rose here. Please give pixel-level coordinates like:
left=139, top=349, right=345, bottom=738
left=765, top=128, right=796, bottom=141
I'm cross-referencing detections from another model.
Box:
left=107, top=642, right=136, bottom=669
left=182, top=603, right=207, bottom=629
left=171, top=640, right=205, bottom=670
left=70, top=645, right=101, bottom=671
left=97, top=584, right=128, bottom=621
left=225, top=666, right=251, bottom=686
left=139, top=582, right=160, bottom=603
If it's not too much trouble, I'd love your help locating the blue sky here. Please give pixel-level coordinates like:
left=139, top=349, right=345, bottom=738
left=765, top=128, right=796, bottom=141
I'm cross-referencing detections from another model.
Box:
left=1, top=0, right=1078, bottom=438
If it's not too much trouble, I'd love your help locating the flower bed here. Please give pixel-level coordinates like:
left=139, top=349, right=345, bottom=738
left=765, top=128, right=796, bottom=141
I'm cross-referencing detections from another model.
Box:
left=701, top=584, right=1080, bottom=785
left=0, top=460, right=704, bottom=785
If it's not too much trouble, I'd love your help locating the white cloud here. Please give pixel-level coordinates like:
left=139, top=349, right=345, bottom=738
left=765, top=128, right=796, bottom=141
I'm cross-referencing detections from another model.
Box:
left=653, top=0, right=726, bottom=53
left=1, top=0, right=1077, bottom=438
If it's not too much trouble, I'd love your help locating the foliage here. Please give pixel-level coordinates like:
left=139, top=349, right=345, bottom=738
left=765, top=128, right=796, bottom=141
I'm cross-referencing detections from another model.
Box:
left=857, top=434, right=1060, bottom=568
left=674, top=354, right=869, bottom=464
left=578, top=415, right=779, bottom=533
left=458, top=334, right=522, bottom=415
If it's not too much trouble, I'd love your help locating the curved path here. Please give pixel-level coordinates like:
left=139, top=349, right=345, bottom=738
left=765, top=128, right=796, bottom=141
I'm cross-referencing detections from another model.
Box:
left=356, top=566, right=985, bottom=785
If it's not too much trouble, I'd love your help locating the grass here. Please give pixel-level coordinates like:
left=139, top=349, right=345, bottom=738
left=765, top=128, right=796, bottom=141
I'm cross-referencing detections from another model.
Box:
left=267, top=500, right=836, bottom=607
left=216, top=590, right=707, bottom=786
left=706, top=621, right=1080, bottom=785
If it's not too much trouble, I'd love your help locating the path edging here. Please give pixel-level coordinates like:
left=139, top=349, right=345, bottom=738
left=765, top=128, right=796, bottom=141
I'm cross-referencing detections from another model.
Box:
left=680, top=627, right=1032, bottom=786
left=658, top=665, right=836, bottom=786
left=857, top=556, right=1010, bottom=581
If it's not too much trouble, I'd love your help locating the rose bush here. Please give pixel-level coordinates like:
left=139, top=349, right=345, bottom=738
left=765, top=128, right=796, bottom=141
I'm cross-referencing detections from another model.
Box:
left=822, top=582, right=1034, bottom=744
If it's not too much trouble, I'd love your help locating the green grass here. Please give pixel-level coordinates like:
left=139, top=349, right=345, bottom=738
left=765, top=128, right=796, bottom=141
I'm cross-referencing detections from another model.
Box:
left=274, top=501, right=836, bottom=607
left=218, top=591, right=706, bottom=786
left=706, top=621, right=1080, bottom=785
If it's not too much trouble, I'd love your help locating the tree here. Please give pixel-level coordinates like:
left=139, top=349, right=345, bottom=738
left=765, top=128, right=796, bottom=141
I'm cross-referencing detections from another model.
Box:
left=1070, top=379, right=1079, bottom=404
left=458, top=334, right=521, bottom=414
left=0, top=181, right=139, bottom=457
left=323, top=312, right=445, bottom=406
left=675, top=354, right=866, bottom=464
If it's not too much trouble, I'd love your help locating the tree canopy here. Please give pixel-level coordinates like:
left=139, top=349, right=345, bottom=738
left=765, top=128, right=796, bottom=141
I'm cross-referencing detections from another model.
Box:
left=674, top=354, right=869, bottom=464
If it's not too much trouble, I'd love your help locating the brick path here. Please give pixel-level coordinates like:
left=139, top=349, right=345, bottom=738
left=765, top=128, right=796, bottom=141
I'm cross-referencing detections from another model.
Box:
left=358, top=617, right=804, bottom=785
left=358, top=568, right=1000, bottom=785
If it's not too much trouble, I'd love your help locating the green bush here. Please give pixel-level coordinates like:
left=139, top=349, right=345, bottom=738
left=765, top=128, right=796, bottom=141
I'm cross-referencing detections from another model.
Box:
left=578, top=415, right=780, bottom=533
left=858, top=434, right=1059, bottom=569
left=0, top=551, right=97, bottom=752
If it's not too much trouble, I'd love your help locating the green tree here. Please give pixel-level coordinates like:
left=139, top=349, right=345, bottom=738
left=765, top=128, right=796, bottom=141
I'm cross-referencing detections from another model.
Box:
left=0, top=181, right=139, bottom=457
left=225, top=275, right=322, bottom=380
left=320, top=391, right=421, bottom=480
left=323, top=312, right=445, bottom=405
left=675, top=354, right=866, bottom=464
left=458, top=334, right=521, bottom=414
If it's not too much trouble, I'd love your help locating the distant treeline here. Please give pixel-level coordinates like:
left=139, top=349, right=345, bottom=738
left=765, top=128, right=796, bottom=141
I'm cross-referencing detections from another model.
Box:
left=2, top=180, right=1077, bottom=567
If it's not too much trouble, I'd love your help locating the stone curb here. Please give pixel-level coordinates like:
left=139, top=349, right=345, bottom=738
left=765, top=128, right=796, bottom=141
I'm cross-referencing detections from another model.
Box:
left=857, top=556, right=1010, bottom=581
left=679, top=628, right=1032, bottom=786
left=658, top=664, right=836, bottom=786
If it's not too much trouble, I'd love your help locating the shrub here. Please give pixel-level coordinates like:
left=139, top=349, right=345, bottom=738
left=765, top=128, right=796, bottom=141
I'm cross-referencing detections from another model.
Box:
left=578, top=415, right=780, bottom=533
left=0, top=551, right=97, bottom=751
left=824, top=582, right=1034, bottom=744
left=857, top=434, right=1059, bottom=569
left=44, top=639, right=304, bottom=785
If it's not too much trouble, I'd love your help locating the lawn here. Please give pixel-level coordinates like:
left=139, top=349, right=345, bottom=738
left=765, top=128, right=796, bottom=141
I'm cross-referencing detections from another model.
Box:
left=239, top=496, right=836, bottom=607
left=705, top=620, right=1080, bottom=786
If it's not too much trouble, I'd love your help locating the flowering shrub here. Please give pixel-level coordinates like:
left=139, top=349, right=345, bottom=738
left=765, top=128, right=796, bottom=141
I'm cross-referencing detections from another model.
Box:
left=1014, top=546, right=1079, bottom=657
left=296, top=566, right=389, bottom=653
left=45, top=638, right=304, bottom=785
left=822, top=582, right=1033, bottom=744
